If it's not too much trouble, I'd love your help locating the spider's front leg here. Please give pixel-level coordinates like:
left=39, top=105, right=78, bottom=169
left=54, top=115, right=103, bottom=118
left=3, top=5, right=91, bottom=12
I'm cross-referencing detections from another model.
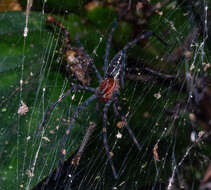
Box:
left=104, top=19, right=118, bottom=78
left=106, top=29, right=169, bottom=81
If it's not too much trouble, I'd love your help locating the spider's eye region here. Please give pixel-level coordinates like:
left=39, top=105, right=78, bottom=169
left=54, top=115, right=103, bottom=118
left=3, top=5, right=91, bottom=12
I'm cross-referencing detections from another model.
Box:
left=98, top=78, right=120, bottom=102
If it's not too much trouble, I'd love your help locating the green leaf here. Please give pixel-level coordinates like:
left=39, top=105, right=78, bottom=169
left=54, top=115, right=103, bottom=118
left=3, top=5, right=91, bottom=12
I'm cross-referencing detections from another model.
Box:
left=0, top=11, right=91, bottom=189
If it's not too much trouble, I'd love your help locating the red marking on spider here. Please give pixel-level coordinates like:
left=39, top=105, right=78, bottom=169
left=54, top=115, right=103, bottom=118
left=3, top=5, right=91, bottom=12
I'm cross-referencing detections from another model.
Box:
left=98, top=78, right=120, bottom=102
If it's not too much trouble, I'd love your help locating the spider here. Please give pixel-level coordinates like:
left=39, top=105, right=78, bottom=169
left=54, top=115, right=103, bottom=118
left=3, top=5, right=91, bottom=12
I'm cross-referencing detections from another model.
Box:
left=38, top=16, right=166, bottom=179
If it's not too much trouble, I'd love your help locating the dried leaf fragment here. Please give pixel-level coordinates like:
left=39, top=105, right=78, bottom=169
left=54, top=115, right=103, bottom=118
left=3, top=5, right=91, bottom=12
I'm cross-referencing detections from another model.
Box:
left=116, top=131, right=122, bottom=139
left=18, top=101, right=29, bottom=115
left=117, top=121, right=127, bottom=128
left=153, top=143, right=160, bottom=161
left=26, top=169, right=34, bottom=178
left=42, top=136, right=51, bottom=142
left=154, top=92, right=161, bottom=99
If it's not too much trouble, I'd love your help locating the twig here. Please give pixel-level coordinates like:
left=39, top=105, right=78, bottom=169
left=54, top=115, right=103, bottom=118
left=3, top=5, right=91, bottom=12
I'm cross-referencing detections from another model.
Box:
left=71, top=121, right=96, bottom=166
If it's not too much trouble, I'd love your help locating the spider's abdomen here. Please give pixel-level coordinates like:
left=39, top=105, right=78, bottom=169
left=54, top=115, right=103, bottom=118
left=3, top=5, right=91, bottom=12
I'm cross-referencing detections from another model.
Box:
left=98, top=78, right=120, bottom=102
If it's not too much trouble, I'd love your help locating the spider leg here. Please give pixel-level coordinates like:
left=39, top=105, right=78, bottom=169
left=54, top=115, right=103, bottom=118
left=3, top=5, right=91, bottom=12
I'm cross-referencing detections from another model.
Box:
left=104, top=19, right=118, bottom=78
left=120, top=51, right=127, bottom=88
left=103, top=98, right=118, bottom=179
left=123, top=31, right=153, bottom=51
left=107, top=33, right=154, bottom=79
left=122, top=30, right=170, bottom=51
left=152, top=33, right=170, bottom=46
left=75, top=35, right=103, bottom=82
left=89, top=60, right=103, bottom=83
left=113, top=101, right=142, bottom=151
left=35, top=85, right=95, bottom=136
left=55, top=94, right=97, bottom=179
left=106, top=30, right=168, bottom=78
left=108, top=31, right=153, bottom=75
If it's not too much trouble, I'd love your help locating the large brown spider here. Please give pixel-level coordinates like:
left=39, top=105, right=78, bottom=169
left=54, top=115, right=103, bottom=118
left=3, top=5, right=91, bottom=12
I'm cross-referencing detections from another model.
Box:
left=37, top=16, right=166, bottom=179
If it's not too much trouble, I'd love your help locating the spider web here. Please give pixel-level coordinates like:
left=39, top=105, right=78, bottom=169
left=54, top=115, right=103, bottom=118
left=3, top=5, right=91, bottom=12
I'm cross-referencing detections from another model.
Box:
left=0, top=0, right=210, bottom=189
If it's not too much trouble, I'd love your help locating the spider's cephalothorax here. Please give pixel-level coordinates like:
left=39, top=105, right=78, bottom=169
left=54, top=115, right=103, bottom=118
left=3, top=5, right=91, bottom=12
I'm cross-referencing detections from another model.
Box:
left=97, top=78, right=120, bottom=102
left=39, top=17, right=167, bottom=179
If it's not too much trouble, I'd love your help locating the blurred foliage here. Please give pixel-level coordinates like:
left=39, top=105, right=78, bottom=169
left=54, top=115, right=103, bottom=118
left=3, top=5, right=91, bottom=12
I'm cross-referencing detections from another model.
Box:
left=0, top=0, right=210, bottom=189
left=0, top=0, right=21, bottom=11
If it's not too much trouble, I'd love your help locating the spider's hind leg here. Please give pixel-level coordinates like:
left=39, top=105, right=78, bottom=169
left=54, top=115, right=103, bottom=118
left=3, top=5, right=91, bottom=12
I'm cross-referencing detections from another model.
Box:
left=103, top=98, right=118, bottom=179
